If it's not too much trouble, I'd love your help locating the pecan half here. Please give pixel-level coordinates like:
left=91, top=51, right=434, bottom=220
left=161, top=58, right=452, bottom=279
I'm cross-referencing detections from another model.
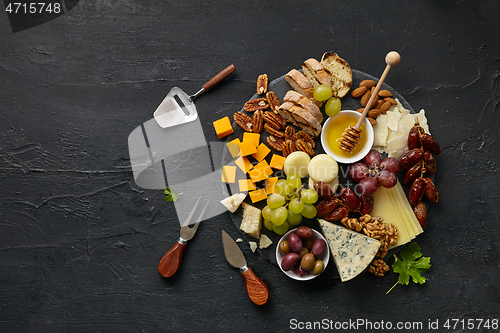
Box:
left=263, top=111, right=285, bottom=130
left=282, top=139, right=296, bottom=157
left=264, top=123, right=285, bottom=138
left=295, top=139, right=314, bottom=156
left=233, top=112, right=253, bottom=132
left=257, top=74, right=268, bottom=95
left=292, top=130, right=315, bottom=149
left=252, top=110, right=264, bottom=134
left=267, top=135, right=284, bottom=151
left=285, top=126, right=296, bottom=141
left=244, top=98, right=269, bottom=112
left=266, top=91, right=281, bottom=112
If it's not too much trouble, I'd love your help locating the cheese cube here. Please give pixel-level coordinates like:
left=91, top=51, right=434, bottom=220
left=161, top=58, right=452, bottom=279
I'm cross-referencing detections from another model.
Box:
left=240, top=203, right=262, bottom=239
left=251, top=143, right=271, bottom=162
left=221, top=165, right=236, bottom=183
left=243, top=132, right=260, bottom=148
left=248, top=160, right=273, bottom=182
left=265, top=177, right=278, bottom=194
left=269, top=154, right=286, bottom=170
left=235, top=156, right=253, bottom=173
left=213, top=116, right=234, bottom=139
left=226, top=138, right=241, bottom=158
left=249, top=188, right=267, bottom=203
left=239, top=179, right=256, bottom=192
left=238, top=141, right=257, bottom=156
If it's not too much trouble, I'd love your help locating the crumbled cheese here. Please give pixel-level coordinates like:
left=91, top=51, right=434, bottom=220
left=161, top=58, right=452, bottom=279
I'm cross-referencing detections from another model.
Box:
left=259, top=234, right=273, bottom=249
left=249, top=242, right=258, bottom=253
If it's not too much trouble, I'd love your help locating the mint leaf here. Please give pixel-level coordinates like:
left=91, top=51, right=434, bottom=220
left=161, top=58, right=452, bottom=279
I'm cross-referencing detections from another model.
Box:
left=387, top=242, right=431, bottom=294
left=164, top=186, right=180, bottom=202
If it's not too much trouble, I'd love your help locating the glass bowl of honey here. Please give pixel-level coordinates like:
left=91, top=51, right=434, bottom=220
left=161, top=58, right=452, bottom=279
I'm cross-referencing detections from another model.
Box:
left=320, top=110, right=374, bottom=164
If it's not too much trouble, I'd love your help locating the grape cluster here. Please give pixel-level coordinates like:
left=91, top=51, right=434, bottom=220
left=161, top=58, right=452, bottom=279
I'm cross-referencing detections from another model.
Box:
left=400, top=121, right=441, bottom=228
left=262, top=174, right=319, bottom=235
left=349, top=149, right=401, bottom=196
left=313, top=85, right=341, bottom=117
left=313, top=181, right=374, bottom=222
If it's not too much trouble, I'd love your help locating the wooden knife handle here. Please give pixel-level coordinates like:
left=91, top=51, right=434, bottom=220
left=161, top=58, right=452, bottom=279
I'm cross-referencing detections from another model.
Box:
left=241, top=268, right=269, bottom=305
left=158, top=240, right=186, bottom=278
left=202, top=64, right=236, bottom=92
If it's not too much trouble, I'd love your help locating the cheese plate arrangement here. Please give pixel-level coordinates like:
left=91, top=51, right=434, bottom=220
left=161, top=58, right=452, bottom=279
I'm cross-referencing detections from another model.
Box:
left=217, top=52, right=439, bottom=283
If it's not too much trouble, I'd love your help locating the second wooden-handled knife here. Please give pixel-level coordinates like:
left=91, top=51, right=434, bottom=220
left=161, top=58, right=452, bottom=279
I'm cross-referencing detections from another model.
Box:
left=221, top=230, right=269, bottom=305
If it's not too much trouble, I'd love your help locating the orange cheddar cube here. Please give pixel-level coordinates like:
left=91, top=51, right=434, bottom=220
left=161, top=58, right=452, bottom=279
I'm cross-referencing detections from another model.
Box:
left=238, top=141, right=257, bottom=156
left=221, top=165, right=236, bottom=183
left=249, top=188, right=267, bottom=203
left=213, top=116, right=234, bottom=139
left=226, top=138, right=241, bottom=158
left=265, top=177, right=278, bottom=194
left=242, top=132, right=260, bottom=148
left=248, top=160, right=273, bottom=182
left=239, top=178, right=256, bottom=192
left=269, top=154, right=286, bottom=170
left=251, top=143, right=271, bottom=162
left=235, top=156, right=253, bottom=173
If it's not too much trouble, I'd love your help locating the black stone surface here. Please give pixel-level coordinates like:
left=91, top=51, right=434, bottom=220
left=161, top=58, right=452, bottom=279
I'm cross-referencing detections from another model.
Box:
left=1, top=1, right=499, bottom=332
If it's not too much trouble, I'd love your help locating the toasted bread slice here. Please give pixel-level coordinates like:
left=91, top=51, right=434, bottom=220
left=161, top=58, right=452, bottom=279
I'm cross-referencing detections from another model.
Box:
left=285, top=69, right=322, bottom=107
left=279, top=102, right=321, bottom=138
left=283, top=90, right=323, bottom=124
left=277, top=102, right=297, bottom=126
left=302, top=58, right=331, bottom=87
left=320, top=52, right=352, bottom=98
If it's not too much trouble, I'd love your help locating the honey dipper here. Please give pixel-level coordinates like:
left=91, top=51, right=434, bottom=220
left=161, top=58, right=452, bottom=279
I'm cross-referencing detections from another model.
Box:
left=338, top=51, right=401, bottom=152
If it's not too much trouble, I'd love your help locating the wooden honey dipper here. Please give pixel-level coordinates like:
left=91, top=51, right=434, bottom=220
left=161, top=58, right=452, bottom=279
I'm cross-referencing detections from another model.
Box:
left=338, top=51, right=401, bottom=152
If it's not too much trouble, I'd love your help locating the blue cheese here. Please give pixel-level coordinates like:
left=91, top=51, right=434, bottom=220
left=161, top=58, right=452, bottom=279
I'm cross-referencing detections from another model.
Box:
left=318, top=219, right=381, bottom=282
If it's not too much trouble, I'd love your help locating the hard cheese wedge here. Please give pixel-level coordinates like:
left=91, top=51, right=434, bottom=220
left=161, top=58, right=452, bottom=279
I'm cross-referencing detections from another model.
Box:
left=240, top=203, right=262, bottom=239
left=318, top=219, right=381, bottom=282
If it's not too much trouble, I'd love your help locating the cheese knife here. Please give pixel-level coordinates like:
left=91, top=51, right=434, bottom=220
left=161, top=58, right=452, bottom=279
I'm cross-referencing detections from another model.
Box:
left=221, top=230, right=269, bottom=305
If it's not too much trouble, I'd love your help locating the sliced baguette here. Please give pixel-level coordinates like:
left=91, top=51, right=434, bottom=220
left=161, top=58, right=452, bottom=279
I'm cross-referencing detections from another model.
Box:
left=285, top=69, right=322, bottom=107
left=320, top=52, right=353, bottom=98
left=277, top=102, right=297, bottom=126
left=302, top=58, right=332, bottom=87
left=283, top=90, right=323, bottom=124
left=279, top=102, right=321, bottom=138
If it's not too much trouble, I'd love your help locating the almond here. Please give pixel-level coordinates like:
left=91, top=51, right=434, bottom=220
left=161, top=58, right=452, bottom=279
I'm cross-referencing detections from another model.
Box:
left=360, top=90, right=371, bottom=107
left=384, top=97, right=397, bottom=105
left=367, top=117, right=377, bottom=126
left=351, top=86, right=367, bottom=98
left=378, top=89, right=393, bottom=98
left=379, top=101, right=392, bottom=114
left=359, top=79, right=376, bottom=89
left=368, top=109, right=382, bottom=118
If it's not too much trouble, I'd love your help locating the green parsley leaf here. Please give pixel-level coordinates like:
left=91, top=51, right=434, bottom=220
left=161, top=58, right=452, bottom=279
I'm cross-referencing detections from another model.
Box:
left=164, top=186, right=180, bottom=202
left=387, top=242, right=431, bottom=294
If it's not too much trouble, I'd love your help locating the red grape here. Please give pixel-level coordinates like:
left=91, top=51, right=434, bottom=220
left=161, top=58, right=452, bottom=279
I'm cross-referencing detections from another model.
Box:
left=357, top=177, right=378, bottom=196
left=380, top=157, right=400, bottom=174
left=378, top=170, right=397, bottom=188
left=349, top=162, right=368, bottom=182
left=364, top=150, right=382, bottom=168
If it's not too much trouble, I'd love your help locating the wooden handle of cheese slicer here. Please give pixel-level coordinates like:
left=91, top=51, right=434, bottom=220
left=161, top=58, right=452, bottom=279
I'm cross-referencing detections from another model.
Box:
left=158, top=239, right=186, bottom=278
left=355, top=51, right=401, bottom=129
left=202, top=64, right=236, bottom=92
left=241, top=268, right=270, bottom=305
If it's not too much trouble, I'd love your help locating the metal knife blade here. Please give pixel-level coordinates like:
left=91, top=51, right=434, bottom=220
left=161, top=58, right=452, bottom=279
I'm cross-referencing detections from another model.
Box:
left=222, top=230, right=247, bottom=269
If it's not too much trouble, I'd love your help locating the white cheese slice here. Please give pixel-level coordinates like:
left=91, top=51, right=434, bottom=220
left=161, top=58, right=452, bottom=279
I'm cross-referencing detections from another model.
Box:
left=240, top=202, right=262, bottom=239
left=318, top=219, right=381, bottom=282
left=372, top=114, right=389, bottom=147
left=386, top=110, right=401, bottom=132
left=220, top=193, right=247, bottom=213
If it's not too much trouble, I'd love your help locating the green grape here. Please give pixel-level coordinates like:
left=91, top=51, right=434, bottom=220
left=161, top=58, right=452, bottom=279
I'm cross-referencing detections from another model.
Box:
left=273, top=220, right=290, bottom=235
left=287, top=210, right=303, bottom=226
left=288, top=198, right=305, bottom=214
left=286, top=173, right=301, bottom=189
left=267, top=193, right=285, bottom=209
left=262, top=205, right=274, bottom=221
left=313, top=84, right=333, bottom=102
left=325, top=97, right=341, bottom=117
left=271, top=206, right=288, bottom=226
left=263, top=219, right=274, bottom=231
left=284, top=183, right=295, bottom=196
left=274, top=179, right=287, bottom=196
left=301, top=188, right=319, bottom=204
left=301, top=203, right=317, bottom=219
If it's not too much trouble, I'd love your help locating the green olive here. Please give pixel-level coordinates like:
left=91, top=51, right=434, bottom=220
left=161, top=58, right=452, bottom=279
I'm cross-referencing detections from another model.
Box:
left=279, top=240, right=290, bottom=255
left=297, top=247, right=309, bottom=259
left=300, top=253, right=315, bottom=271
left=311, top=260, right=325, bottom=275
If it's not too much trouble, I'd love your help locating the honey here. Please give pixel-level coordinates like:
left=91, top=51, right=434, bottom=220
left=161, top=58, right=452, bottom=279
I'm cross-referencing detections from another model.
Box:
left=324, top=113, right=367, bottom=158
